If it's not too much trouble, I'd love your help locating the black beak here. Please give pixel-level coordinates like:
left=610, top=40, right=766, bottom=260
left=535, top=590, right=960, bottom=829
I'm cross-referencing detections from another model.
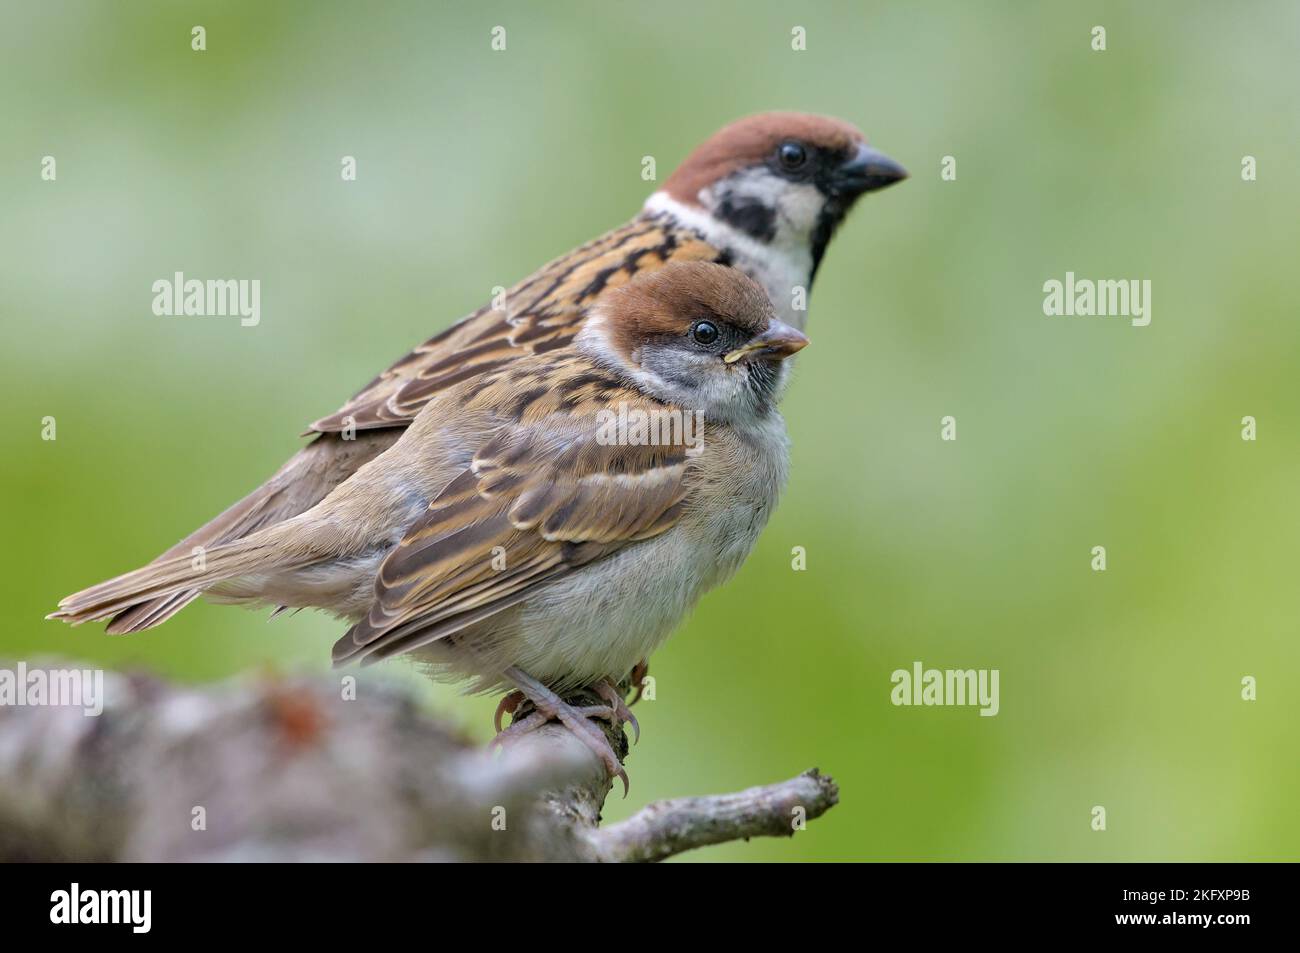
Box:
left=832, top=142, right=908, bottom=195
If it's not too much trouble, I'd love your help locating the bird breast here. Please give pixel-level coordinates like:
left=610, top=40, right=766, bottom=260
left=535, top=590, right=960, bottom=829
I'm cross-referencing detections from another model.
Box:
left=497, top=412, right=791, bottom=691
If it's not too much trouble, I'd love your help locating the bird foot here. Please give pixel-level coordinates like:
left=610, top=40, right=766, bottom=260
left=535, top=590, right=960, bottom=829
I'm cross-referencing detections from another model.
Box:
left=493, top=668, right=629, bottom=795
left=626, top=659, right=650, bottom=706
left=494, top=690, right=525, bottom=733
left=594, top=678, right=639, bottom=744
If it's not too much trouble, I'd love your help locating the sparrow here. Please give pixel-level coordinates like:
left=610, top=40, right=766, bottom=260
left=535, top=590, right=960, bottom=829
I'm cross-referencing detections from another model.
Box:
left=53, top=112, right=904, bottom=636
left=52, top=262, right=811, bottom=787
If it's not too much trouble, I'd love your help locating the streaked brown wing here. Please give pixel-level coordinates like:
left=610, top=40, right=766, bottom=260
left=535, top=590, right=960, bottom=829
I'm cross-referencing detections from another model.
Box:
left=331, top=395, right=693, bottom=665
left=309, top=216, right=722, bottom=433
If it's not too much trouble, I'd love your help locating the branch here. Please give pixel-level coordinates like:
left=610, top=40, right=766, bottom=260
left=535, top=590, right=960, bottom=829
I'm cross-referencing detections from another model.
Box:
left=0, top=659, right=836, bottom=861
left=589, top=770, right=838, bottom=863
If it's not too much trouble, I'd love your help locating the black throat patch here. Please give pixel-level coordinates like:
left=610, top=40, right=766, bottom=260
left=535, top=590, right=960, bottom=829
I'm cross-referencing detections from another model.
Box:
left=809, top=196, right=852, bottom=281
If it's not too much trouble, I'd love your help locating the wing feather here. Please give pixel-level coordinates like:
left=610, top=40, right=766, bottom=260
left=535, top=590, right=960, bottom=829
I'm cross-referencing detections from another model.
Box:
left=309, top=218, right=722, bottom=433
left=331, top=395, right=695, bottom=665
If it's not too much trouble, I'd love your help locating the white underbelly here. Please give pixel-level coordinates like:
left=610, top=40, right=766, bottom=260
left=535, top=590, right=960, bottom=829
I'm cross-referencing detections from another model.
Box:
left=508, top=497, right=779, bottom=690
left=508, top=531, right=716, bottom=690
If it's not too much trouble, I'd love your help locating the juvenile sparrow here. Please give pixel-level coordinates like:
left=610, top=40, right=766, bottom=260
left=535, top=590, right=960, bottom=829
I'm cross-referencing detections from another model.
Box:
left=63, top=112, right=903, bottom=634
left=52, top=262, right=810, bottom=785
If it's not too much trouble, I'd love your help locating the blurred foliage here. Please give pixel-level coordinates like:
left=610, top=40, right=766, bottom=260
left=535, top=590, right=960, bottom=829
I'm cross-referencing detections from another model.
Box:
left=2, top=1, right=1297, bottom=860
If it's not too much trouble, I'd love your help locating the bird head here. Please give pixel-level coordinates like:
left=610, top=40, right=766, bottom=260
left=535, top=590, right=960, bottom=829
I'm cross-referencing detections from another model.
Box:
left=580, top=261, right=809, bottom=422
left=651, top=112, right=907, bottom=279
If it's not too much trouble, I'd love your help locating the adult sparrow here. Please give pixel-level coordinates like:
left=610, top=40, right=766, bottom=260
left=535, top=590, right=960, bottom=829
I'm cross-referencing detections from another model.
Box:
left=52, top=262, right=810, bottom=786
left=53, top=111, right=903, bottom=634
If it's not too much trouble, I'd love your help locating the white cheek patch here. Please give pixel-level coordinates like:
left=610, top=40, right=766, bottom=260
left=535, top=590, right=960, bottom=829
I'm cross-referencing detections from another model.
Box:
left=710, top=168, right=823, bottom=250
left=774, top=183, right=826, bottom=246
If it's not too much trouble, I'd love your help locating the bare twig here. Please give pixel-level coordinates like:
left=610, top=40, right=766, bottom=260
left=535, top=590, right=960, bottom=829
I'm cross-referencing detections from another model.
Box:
left=588, top=770, right=839, bottom=862
left=0, top=660, right=836, bottom=862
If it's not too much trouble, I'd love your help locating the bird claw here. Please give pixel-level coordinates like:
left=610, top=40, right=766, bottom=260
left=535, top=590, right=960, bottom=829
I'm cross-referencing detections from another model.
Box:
left=489, top=707, right=549, bottom=750
left=495, top=667, right=630, bottom=795
left=626, top=659, right=650, bottom=706
left=594, top=679, right=639, bottom=745
left=609, top=761, right=630, bottom=797
left=494, top=690, right=525, bottom=733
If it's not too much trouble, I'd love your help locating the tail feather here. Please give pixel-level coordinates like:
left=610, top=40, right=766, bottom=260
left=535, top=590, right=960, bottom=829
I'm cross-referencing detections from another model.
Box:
left=104, top=591, right=202, bottom=634
left=97, top=467, right=299, bottom=633
left=90, top=430, right=397, bottom=633
left=49, top=527, right=303, bottom=627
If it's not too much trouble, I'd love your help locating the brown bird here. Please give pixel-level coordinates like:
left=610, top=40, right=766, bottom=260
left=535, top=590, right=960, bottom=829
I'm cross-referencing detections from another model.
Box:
left=52, top=262, right=810, bottom=786
left=52, top=112, right=904, bottom=636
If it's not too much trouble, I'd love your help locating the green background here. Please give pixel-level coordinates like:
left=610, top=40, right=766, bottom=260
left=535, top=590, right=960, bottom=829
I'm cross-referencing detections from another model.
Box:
left=2, top=1, right=1297, bottom=861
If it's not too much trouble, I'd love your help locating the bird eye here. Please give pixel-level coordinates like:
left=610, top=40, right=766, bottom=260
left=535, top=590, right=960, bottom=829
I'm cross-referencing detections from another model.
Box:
left=691, top=320, right=719, bottom=346
left=778, top=140, right=808, bottom=171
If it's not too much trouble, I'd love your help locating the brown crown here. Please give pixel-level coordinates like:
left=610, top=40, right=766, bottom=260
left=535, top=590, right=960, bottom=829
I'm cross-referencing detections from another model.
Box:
left=602, top=261, right=776, bottom=358
left=662, top=112, right=866, bottom=205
